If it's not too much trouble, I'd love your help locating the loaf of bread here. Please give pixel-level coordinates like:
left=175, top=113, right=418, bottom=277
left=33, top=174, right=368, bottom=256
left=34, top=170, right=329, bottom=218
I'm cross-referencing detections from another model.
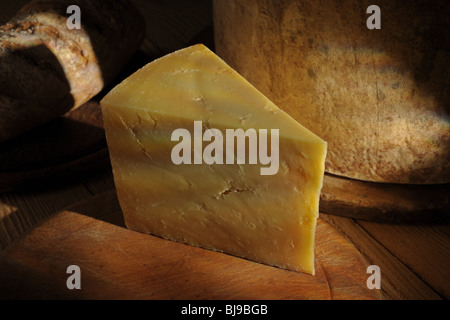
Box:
left=0, top=0, right=145, bottom=142
left=214, top=0, right=450, bottom=184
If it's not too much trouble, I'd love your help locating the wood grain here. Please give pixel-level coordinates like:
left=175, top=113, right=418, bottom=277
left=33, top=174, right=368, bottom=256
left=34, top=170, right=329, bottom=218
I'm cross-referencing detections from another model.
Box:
left=0, top=0, right=446, bottom=301
left=0, top=182, right=93, bottom=250
left=320, top=213, right=449, bottom=300
left=320, top=174, right=450, bottom=222
left=0, top=190, right=380, bottom=300
left=357, top=219, right=450, bottom=299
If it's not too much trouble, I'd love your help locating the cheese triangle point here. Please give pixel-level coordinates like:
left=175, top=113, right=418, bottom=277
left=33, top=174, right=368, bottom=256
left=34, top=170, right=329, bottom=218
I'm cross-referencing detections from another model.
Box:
left=100, top=44, right=327, bottom=274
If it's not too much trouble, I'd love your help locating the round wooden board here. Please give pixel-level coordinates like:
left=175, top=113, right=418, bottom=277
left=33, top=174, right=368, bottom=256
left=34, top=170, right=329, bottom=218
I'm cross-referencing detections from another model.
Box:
left=320, top=174, right=450, bottom=223
left=0, top=190, right=381, bottom=300
left=0, top=101, right=110, bottom=192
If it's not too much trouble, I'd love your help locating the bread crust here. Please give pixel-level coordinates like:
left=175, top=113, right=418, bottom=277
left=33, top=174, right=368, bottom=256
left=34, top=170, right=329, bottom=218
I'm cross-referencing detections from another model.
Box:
left=0, top=0, right=145, bottom=142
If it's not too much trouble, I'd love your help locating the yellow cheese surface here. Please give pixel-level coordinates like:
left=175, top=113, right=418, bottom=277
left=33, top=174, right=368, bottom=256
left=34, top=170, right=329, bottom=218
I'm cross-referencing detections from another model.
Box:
left=100, top=44, right=327, bottom=274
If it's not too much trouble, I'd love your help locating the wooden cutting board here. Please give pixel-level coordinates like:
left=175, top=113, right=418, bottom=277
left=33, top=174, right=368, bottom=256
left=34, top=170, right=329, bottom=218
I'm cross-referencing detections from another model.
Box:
left=320, top=174, right=450, bottom=223
left=0, top=190, right=381, bottom=300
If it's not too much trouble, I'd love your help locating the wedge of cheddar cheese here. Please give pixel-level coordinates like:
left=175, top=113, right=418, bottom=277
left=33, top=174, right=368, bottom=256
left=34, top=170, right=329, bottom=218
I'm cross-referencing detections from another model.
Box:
left=100, top=44, right=327, bottom=274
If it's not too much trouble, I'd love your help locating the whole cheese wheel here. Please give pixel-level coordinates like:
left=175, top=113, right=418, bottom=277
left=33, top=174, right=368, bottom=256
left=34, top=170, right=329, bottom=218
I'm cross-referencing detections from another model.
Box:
left=213, top=0, right=450, bottom=184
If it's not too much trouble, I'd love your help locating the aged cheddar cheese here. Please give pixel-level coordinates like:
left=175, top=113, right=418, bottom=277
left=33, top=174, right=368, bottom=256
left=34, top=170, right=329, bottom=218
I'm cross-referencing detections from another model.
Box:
left=100, top=44, right=327, bottom=274
left=213, top=0, right=450, bottom=184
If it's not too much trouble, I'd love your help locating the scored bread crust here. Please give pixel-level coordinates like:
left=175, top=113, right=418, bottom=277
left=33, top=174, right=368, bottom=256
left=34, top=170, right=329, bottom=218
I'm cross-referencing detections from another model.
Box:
left=0, top=0, right=145, bottom=142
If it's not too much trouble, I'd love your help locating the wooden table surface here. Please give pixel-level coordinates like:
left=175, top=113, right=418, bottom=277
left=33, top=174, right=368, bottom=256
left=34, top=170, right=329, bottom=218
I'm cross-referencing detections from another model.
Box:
left=1, top=166, right=448, bottom=300
left=0, top=0, right=448, bottom=301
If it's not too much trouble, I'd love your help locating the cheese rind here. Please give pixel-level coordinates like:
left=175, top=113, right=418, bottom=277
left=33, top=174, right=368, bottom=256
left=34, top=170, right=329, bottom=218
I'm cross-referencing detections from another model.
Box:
left=213, top=0, right=450, bottom=184
left=101, top=44, right=327, bottom=274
